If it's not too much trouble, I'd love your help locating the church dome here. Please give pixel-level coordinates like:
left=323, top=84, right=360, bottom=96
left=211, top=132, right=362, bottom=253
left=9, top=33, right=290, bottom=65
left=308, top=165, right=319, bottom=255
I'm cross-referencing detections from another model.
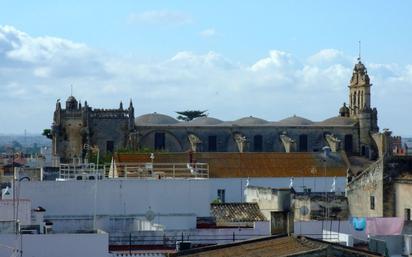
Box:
left=278, top=115, right=314, bottom=126
left=317, top=116, right=356, bottom=126
left=339, top=104, right=349, bottom=114
left=186, top=117, right=223, bottom=125
left=135, top=113, right=179, bottom=125
left=65, top=95, right=78, bottom=110
left=66, top=95, right=77, bottom=103
left=232, top=116, right=269, bottom=125
left=339, top=103, right=350, bottom=117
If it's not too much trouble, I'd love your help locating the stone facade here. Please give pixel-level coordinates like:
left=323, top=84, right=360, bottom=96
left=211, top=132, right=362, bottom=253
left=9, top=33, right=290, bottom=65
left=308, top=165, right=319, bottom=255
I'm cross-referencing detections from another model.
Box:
left=293, top=193, right=349, bottom=221
left=51, top=61, right=379, bottom=163
left=346, top=156, right=412, bottom=218
left=51, top=97, right=135, bottom=162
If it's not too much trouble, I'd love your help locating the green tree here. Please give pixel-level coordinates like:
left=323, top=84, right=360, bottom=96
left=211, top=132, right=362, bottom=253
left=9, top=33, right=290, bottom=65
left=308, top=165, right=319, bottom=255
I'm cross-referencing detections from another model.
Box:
left=42, top=129, right=52, bottom=139
left=176, top=110, right=207, bottom=122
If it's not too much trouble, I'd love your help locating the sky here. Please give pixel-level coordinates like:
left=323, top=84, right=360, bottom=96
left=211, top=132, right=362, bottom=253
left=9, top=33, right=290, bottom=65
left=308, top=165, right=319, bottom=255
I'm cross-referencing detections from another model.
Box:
left=0, top=1, right=411, bottom=136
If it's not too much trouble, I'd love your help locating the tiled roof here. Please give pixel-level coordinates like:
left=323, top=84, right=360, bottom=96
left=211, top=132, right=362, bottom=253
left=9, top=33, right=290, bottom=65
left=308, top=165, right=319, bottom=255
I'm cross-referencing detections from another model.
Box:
left=172, top=235, right=383, bottom=257
left=210, top=203, right=266, bottom=223
left=116, top=152, right=348, bottom=178
left=173, top=235, right=323, bottom=257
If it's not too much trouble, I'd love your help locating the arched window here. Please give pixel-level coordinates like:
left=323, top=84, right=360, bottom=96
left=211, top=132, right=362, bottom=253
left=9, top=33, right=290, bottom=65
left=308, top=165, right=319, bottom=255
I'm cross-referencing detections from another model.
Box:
left=253, top=135, right=263, bottom=152
left=208, top=135, right=217, bottom=152
left=353, top=92, right=357, bottom=107
left=344, top=135, right=353, bottom=153
left=154, top=132, right=165, bottom=150
left=299, top=134, right=308, bottom=152
left=361, top=91, right=364, bottom=108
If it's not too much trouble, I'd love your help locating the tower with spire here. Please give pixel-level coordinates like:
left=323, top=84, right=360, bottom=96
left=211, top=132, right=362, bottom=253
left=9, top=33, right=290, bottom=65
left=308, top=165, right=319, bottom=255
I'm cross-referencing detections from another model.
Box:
left=346, top=47, right=379, bottom=156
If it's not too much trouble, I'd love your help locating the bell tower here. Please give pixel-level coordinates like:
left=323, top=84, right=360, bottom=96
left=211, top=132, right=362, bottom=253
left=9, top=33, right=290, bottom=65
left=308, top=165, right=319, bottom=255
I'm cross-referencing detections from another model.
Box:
left=347, top=44, right=379, bottom=157
left=349, top=59, right=371, bottom=117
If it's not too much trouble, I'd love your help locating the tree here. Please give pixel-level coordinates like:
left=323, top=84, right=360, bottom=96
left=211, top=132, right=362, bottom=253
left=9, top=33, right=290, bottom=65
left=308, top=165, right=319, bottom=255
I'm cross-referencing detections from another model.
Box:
left=176, top=110, right=207, bottom=122
left=42, top=129, right=52, bottom=139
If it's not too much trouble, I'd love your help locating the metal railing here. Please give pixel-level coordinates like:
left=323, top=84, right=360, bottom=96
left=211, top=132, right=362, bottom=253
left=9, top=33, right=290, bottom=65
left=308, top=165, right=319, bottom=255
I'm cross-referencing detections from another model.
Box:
left=109, top=232, right=268, bottom=247
left=58, top=162, right=209, bottom=180
left=58, top=163, right=104, bottom=180
left=108, top=162, right=209, bottom=179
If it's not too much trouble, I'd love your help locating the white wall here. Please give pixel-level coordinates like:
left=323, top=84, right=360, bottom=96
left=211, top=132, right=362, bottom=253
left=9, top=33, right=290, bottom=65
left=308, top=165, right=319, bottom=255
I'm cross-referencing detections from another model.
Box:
left=294, top=220, right=368, bottom=242
left=19, top=179, right=210, bottom=231
left=210, top=177, right=345, bottom=203
left=110, top=221, right=271, bottom=246
left=19, top=179, right=210, bottom=216
left=0, top=233, right=110, bottom=257
left=322, top=229, right=354, bottom=246
left=16, top=177, right=345, bottom=232
left=0, top=200, right=31, bottom=225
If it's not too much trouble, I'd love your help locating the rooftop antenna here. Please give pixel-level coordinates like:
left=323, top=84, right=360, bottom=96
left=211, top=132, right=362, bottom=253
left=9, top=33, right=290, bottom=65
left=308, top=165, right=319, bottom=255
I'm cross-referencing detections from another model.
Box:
left=358, top=40, right=361, bottom=62
left=70, top=84, right=73, bottom=96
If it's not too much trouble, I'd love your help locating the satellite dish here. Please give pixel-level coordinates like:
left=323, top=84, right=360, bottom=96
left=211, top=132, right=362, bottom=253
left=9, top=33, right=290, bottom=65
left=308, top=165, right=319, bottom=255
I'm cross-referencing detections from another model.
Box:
left=300, top=206, right=309, bottom=216
left=145, top=207, right=155, bottom=222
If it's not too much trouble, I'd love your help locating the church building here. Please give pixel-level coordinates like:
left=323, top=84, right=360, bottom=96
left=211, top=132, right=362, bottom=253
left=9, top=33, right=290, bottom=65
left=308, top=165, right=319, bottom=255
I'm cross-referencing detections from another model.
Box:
left=51, top=60, right=378, bottom=162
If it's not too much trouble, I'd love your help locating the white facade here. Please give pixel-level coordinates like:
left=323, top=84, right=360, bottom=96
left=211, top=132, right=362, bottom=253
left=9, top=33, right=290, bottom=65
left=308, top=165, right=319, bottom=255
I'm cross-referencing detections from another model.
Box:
left=209, top=177, right=345, bottom=203
left=19, top=179, right=210, bottom=232
left=0, top=233, right=109, bottom=257
left=0, top=199, right=31, bottom=225
left=16, top=176, right=345, bottom=233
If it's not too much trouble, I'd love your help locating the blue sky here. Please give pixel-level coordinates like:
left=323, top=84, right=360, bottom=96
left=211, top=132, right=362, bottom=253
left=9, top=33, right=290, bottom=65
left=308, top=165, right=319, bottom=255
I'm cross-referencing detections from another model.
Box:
left=0, top=1, right=411, bottom=136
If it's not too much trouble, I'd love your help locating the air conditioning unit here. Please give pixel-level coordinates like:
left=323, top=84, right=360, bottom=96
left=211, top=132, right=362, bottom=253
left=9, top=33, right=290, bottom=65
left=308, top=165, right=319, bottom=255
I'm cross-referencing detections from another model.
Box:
left=404, top=234, right=412, bottom=255
left=176, top=241, right=192, bottom=251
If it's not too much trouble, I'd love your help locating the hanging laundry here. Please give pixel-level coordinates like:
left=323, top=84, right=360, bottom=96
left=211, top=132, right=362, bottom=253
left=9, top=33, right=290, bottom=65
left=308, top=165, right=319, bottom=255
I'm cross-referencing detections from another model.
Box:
left=352, top=217, right=367, bottom=231
left=366, top=217, right=404, bottom=236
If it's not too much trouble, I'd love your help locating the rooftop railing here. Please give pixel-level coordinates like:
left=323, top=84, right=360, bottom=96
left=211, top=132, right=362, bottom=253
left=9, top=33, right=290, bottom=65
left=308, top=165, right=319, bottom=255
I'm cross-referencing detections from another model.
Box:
left=58, top=162, right=209, bottom=180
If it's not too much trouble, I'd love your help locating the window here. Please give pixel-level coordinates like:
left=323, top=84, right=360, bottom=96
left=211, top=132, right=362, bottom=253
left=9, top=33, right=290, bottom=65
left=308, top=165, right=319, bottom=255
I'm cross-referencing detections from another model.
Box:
left=299, top=135, right=308, bottom=152
left=303, top=188, right=311, bottom=193
left=154, top=132, right=165, bottom=150
left=106, top=140, right=114, bottom=153
left=344, top=135, right=353, bottom=153
left=208, top=136, right=217, bottom=152
left=217, top=189, right=225, bottom=203
left=361, top=146, right=366, bottom=156
left=253, top=135, right=263, bottom=152
left=370, top=195, right=375, bottom=210
left=405, top=208, right=411, bottom=221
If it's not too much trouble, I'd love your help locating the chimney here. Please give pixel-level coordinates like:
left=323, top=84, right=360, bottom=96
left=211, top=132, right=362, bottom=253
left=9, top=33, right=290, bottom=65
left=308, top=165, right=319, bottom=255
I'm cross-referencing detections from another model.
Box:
left=33, top=206, right=46, bottom=227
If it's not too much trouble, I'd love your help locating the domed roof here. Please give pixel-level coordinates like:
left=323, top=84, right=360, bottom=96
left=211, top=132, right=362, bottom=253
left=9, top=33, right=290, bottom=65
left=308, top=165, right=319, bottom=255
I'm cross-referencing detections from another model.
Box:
left=317, top=116, right=356, bottom=126
left=278, top=115, right=314, bottom=126
left=187, top=117, right=223, bottom=125
left=135, top=113, right=179, bottom=126
left=66, top=95, right=77, bottom=103
left=232, top=116, right=269, bottom=125
left=339, top=104, right=350, bottom=113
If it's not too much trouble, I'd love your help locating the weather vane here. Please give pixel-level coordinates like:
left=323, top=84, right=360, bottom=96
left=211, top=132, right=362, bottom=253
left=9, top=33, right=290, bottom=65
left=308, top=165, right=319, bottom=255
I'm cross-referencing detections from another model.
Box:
left=358, top=40, right=361, bottom=61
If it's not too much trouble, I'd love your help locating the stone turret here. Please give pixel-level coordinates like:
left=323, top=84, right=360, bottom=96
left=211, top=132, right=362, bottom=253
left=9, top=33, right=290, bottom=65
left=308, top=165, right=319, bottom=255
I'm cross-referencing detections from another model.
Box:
left=128, top=99, right=135, bottom=130
left=66, top=95, right=78, bottom=111
left=349, top=60, right=371, bottom=117
left=348, top=59, right=378, bottom=156
left=339, top=103, right=350, bottom=117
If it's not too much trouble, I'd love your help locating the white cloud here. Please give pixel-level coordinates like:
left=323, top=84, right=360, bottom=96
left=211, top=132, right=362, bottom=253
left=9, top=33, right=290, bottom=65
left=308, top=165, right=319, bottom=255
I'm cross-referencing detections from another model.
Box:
left=199, top=28, right=216, bottom=38
left=0, top=25, right=412, bottom=136
left=128, top=10, right=192, bottom=25
left=250, top=50, right=299, bottom=71
left=307, top=49, right=351, bottom=67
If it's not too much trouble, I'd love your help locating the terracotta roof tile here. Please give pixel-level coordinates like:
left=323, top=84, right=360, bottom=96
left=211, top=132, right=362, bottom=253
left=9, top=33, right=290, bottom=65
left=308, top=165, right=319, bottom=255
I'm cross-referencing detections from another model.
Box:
left=116, top=152, right=348, bottom=178
left=211, top=203, right=266, bottom=223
